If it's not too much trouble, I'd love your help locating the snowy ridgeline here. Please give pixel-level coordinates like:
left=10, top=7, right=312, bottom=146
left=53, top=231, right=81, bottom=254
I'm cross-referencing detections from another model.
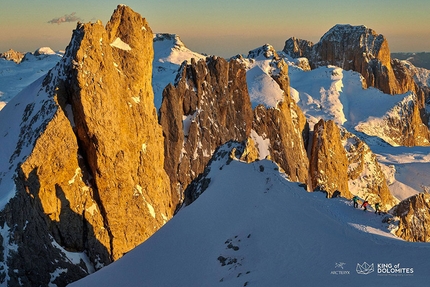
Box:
left=71, top=150, right=430, bottom=287
left=0, top=50, right=62, bottom=109
left=2, top=40, right=430, bottom=202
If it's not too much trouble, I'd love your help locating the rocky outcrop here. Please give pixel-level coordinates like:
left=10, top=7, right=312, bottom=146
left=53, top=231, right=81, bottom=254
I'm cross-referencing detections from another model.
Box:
left=355, top=92, right=430, bottom=146
left=392, top=193, right=430, bottom=242
left=252, top=99, right=309, bottom=183
left=65, top=5, right=173, bottom=258
left=283, top=25, right=418, bottom=95
left=283, top=37, right=313, bottom=59
left=284, top=24, right=430, bottom=146
left=252, top=58, right=309, bottom=183
left=159, top=56, right=253, bottom=206
left=341, top=130, right=398, bottom=209
left=183, top=141, right=244, bottom=204
left=161, top=46, right=311, bottom=207
left=309, top=120, right=351, bottom=198
left=0, top=5, right=172, bottom=286
left=0, top=49, right=24, bottom=63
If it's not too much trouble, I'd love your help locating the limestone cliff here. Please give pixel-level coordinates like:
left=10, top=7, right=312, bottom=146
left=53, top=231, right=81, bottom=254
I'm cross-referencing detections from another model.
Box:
left=252, top=58, right=309, bottom=183
left=283, top=24, right=430, bottom=147
left=355, top=92, right=430, bottom=146
left=309, top=120, right=351, bottom=198
left=341, top=130, right=398, bottom=210
left=0, top=5, right=172, bottom=286
left=283, top=25, right=418, bottom=95
left=159, top=56, right=253, bottom=206
left=392, top=193, right=430, bottom=242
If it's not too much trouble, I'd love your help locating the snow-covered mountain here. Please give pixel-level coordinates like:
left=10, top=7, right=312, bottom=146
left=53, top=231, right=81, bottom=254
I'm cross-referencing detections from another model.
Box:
left=229, top=42, right=430, bottom=202
left=392, top=52, right=430, bottom=70
left=70, top=142, right=430, bottom=287
left=1, top=5, right=430, bottom=287
left=72, top=25, right=430, bottom=286
left=152, top=33, right=206, bottom=109
left=0, top=49, right=62, bottom=109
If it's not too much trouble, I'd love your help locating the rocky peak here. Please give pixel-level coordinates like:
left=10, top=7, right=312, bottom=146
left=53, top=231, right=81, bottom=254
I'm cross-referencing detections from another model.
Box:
left=341, top=129, right=397, bottom=209
left=160, top=56, right=253, bottom=207
left=0, top=49, right=24, bottom=63
left=283, top=24, right=419, bottom=96
left=355, top=92, right=430, bottom=146
left=392, top=193, right=430, bottom=242
left=309, top=119, right=352, bottom=198
left=319, top=24, right=388, bottom=64
left=283, top=24, right=430, bottom=147
left=154, top=33, right=186, bottom=51
left=0, top=5, right=172, bottom=285
left=283, top=37, right=313, bottom=59
left=251, top=57, right=310, bottom=183
left=247, top=44, right=278, bottom=60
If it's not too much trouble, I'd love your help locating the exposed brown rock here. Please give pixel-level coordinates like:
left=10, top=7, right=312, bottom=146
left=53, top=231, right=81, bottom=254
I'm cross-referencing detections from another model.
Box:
left=252, top=97, right=309, bottom=183
left=66, top=4, right=173, bottom=260
left=248, top=53, right=310, bottom=183
left=160, top=56, right=253, bottom=207
left=0, top=49, right=24, bottom=63
left=283, top=37, right=313, bottom=59
left=393, top=193, right=430, bottom=242
left=341, top=129, right=397, bottom=209
left=0, top=5, right=172, bottom=285
left=239, top=137, right=259, bottom=163
left=284, top=24, right=430, bottom=147
left=355, top=93, right=430, bottom=146
left=284, top=25, right=417, bottom=95
left=309, top=119, right=351, bottom=198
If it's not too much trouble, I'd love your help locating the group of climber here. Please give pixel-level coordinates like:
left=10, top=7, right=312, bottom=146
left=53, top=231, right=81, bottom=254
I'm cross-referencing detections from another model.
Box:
left=352, top=195, right=381, bottom=215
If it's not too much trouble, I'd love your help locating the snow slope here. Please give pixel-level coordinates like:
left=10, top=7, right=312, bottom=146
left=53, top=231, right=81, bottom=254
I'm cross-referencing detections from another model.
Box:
left=286, top=64, right=430, bottom=200
left=0, top=51, right=62, bottom=110
left=152, top=34, right=205, bottom=109
left=71, top=144, right=430, bottom=287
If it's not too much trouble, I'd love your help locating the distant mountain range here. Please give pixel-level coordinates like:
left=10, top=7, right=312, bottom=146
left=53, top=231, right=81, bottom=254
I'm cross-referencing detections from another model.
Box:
left=392, top=52, right=430, bottom=69
left=1, top=5, right=430, bottom=287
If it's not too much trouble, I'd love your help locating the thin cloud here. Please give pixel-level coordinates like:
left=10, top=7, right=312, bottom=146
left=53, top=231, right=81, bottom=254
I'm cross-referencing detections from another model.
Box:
left=48, top=12, right=82, bottom=25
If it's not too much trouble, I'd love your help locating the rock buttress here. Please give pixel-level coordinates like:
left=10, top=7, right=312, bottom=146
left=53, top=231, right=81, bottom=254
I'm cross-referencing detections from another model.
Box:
left=160, top=57, right=253, bottom=206
left=309, top=119, right=352, bottom=198
left=0, top=5, right=172, bottom=286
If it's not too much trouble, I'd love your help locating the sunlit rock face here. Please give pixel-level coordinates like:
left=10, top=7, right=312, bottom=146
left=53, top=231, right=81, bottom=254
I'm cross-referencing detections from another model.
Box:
left=393, top=193, right=430, bottom=242
left=341, top=130, right=398, bottom=210
left=0, top=49, right=24, bottom=63
left=284, top=24, right=417, bottom=95
left=309, top=119, right=352, bottom=199
left=0, top=5, right=172, bottom=286
left=284, top=24, right=430, bottom=147
left=252, top=58, right=310, bottom=184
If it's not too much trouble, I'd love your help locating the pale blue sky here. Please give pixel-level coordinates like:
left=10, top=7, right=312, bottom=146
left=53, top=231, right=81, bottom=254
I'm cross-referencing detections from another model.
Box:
left=0, top=0, right=429, bottom=57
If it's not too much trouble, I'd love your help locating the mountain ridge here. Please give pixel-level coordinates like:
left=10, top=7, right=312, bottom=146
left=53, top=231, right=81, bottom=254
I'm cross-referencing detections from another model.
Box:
left=0, top=5, right=429, bottom=286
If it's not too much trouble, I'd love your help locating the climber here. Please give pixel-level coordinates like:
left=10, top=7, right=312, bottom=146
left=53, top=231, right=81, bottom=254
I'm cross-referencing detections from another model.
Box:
left=374, top=202, right=381, bottom=215
left=352, top=195, right=359, bottom=208
left=361, top=200, right=369, bottom=211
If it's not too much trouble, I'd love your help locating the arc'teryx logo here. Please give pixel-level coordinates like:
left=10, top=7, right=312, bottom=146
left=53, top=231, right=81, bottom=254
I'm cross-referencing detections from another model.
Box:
left=356, top=262, right=374, bottom=275
left=330, top=262, right=350, bottom=275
